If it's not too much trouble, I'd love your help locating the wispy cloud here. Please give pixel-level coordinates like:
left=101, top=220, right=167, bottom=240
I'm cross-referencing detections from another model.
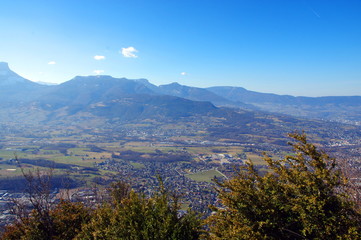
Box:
left=310, top=7, right=321, bottom=18
left=48, top=61, right=56, bottom=65
left=181, top=72, right=187, bottom=76
left=94, top=55, right=105, bottom=60
left=93, top=70, right=104, bottom=75
left=121, top=47, right=138, bottom=58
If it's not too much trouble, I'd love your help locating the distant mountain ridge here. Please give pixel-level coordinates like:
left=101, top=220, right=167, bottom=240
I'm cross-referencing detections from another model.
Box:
left=34, top=75, right=217, bottom=120
left=158, top=82, right=235, bottom=106
left=0, top=62, right=360, bottom=124
left=207, top=86, right=361, bottom=105
left=207, top=86, right=361, bottom=123
left=36, top=81, right=58, bottom=86
left=37, top=75, right=156, bottom=109
left=0, top=62, right=49, bottom=103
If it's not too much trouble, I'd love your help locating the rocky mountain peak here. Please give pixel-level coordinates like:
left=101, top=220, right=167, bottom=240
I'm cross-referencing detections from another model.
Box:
left=0, top=62, right=11, bottom=75
left=0, top=62, right=10, bottom=70
left=0, top=62, right=34, bottom=86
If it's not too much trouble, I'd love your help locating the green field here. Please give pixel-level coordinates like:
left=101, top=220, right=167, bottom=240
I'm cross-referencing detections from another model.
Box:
left=129, top=162, right=145, bottom=169
left=246, top=153, right=266, bottom=165
left=186, top=169, right=225, bottom=183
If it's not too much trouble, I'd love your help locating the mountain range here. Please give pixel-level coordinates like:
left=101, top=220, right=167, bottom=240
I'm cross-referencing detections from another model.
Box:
left=0, top=62, right=360, bottom=124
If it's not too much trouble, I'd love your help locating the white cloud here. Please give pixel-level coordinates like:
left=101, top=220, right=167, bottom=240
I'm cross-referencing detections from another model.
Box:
left=94, top=55, right=105, bottom=60
left=93, top=70, right=104, bottom=75
left=48, top=61, right=56, bottom=65
left=121, top=46, right=138, bottom=58
left=181, top=72, right=187, bottom=76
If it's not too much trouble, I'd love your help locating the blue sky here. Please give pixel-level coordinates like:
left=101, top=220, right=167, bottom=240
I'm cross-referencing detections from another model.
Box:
left=0, top=0, right=360, bottom=96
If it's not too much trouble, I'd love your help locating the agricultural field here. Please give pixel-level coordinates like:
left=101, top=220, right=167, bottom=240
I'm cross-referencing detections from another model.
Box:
left=0, top=133, right=281, bottom=182
left=186, top=169, right=226, bottom=183
left=0, top=115, right=359, bottom=196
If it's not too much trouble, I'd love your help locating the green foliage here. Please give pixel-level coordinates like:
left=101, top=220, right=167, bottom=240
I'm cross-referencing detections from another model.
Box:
left=1, top=200, right=90, bottom=240
left=1, top=180, right=201, bottom=240
left=77, top=182, right=202, bottom=240
left=206, top=132, right=361, bottom=239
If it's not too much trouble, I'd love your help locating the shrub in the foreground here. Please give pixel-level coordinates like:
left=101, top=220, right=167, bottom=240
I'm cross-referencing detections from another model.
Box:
left=76, top=187, right=202, bottom=240
left=206, top=133, right=361, bottom=239
left=1, top=200, right=90, bottom=240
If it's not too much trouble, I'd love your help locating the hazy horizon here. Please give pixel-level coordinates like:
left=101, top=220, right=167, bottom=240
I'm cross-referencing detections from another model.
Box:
left=2, top=60, right=360, bottom=98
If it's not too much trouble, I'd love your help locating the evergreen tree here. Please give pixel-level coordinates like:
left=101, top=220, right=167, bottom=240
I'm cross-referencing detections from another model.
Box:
left=76, top=181, right=202, bottom=240
left=1, top=180, right=201, bottom=240
left=206, top=132, right=361, bottom=239
left=1, top=200, right=90, bottom=240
